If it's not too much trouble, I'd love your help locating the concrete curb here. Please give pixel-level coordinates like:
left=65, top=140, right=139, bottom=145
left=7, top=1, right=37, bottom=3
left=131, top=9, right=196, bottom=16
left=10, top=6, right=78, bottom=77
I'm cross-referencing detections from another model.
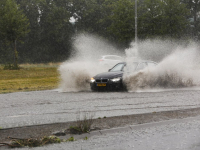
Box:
left=60, top=115, right=200, bottom=141
left=1, top=107, right=200, bottom=142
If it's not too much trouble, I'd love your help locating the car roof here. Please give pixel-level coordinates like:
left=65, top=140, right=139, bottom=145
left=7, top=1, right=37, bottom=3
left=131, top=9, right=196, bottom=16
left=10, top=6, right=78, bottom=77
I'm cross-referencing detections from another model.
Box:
left=117, top=60, right=157, bottom=64
left=135, top=60, right=157, bottom=64
left=101, top=55, right=123, bottom=57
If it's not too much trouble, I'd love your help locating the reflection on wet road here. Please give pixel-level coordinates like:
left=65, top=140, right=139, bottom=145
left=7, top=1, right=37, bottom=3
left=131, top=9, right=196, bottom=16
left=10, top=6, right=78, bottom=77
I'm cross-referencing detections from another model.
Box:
left=1, top=89, right=200, bottom=128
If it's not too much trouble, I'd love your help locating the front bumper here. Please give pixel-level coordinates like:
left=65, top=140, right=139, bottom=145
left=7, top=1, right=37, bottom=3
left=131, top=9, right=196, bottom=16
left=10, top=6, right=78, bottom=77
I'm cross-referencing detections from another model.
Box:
left=90, top=79, right=124, bottom=91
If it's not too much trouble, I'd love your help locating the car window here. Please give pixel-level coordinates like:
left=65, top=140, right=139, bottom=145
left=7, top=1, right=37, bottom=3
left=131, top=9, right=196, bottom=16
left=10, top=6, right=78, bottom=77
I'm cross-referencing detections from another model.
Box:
left=136, top=62, right=147, bottom=71
left=110, top=63, right=125, bottom=72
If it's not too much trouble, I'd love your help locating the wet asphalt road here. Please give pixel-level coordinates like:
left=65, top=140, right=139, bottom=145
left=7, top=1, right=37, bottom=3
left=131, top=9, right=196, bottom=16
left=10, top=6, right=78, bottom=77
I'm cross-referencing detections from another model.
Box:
left=1, top=88, right=200, bottom=128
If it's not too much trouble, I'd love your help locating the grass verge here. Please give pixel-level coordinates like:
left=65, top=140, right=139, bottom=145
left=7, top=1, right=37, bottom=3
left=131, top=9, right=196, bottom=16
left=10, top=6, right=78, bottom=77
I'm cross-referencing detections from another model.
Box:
left=0, top=63, right=60, bottom=94
left=0, top=136, right=62, bottom=148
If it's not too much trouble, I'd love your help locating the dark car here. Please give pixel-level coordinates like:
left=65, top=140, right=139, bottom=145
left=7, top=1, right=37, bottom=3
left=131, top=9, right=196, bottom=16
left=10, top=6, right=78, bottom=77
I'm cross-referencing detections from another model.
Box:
left=90, top=60, right=157, bottom=91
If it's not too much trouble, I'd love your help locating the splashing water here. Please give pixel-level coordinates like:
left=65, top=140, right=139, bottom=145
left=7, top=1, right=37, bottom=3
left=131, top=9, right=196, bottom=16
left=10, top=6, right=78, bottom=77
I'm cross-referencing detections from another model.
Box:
left=124, top=44, right=200, bottom=92
left=58, top=61, right=100, bottom=92
left=59, top=33, right=200, bottom=92
left=58, top=33, right=124, bottom=92
left=125, top=42, right=138, bottom=59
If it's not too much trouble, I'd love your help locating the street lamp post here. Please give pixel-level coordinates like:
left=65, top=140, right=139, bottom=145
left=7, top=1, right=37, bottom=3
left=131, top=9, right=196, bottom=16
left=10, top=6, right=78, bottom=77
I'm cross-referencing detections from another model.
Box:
left=135, top=0, right=138, bottom=57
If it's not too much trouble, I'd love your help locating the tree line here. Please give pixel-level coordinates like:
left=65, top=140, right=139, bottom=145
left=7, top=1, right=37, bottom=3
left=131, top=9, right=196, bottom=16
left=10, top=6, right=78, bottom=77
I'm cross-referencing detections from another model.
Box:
left=0, top=0, right=199, bottom=65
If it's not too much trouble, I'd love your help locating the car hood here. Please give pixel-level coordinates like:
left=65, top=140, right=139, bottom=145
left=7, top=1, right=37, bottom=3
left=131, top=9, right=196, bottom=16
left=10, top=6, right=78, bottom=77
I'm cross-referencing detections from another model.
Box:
left=94, top=71, right=123, bottom=79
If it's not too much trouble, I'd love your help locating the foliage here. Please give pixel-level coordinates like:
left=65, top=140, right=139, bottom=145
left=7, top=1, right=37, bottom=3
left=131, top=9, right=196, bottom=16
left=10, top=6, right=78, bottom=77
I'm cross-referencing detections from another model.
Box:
left=0, top=0, right=199, bottom=63
left=160, top=0, right=190, bottom=38
left=83, top=137, right=88, bottom=140
left=15, top=0, right=74, bottom=63
left=182, top=0, right=200, bottom=39
left=0, top=0, right=30, bottom=42
left=3, top=63, right=20, bottom=70
left=139, top=0, right=164, bottom=38
left=0, top=136, right=61, bottom=148
left=71, top=0, right=190, bottom=46
left=66, top=137, right=75, bottom=142
left=42, top=136, right=61, bottom=144
left=69, top=112, right=94, bottom=134
left=104, top=0, right=190, bottom=43
left=0, top=0, right=30, bottom=67
left=104, top=0, right=135, bottom=45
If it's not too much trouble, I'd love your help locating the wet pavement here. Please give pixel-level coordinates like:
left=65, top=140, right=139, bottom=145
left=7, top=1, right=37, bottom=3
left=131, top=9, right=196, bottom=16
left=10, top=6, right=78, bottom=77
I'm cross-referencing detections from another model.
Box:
left=1, top=88, right=200, bottom=128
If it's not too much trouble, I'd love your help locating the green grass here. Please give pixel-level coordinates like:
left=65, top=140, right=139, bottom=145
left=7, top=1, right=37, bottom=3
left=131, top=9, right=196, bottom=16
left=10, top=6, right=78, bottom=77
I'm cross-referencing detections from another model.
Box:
left=0, top=63, right=60, bottom=94
left=2, top=136, right=62, bottom=148
left=66, top=137, right=75, bottom=142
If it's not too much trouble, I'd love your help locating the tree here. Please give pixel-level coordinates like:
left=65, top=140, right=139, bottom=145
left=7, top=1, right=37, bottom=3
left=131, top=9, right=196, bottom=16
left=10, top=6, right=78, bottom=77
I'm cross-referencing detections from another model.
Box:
left=15, top=0, right=42, bottom=63
left=14, top=0, right=74, bottom=63
left=139, top=0, right=164, bottom=38
left=104, top=0, right=190, bottom=44
left=182, top=0, right=200, bottom=39
left=37, top=0, right=74, bottom=62
left=161, top=0, right=190, bottom=38
left=70, top=0, right=104, bottom=33
left=105, top=0, right=135, bottom=46
left=0, top=0, right=30, bottom=68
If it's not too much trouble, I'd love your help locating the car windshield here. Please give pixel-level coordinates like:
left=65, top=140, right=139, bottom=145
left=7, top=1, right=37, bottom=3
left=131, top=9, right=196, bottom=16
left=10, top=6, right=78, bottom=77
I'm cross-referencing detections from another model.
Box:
left=109, top=63, right=125, bottom=72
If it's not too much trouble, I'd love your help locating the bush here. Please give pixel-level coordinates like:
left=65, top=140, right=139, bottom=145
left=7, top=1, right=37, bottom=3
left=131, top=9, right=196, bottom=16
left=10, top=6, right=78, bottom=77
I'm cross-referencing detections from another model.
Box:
left=3, top=63, right=20, bottom=70
left=66, top=137, right=75, bottom=142
left=69, top=112, right=95, bottom=134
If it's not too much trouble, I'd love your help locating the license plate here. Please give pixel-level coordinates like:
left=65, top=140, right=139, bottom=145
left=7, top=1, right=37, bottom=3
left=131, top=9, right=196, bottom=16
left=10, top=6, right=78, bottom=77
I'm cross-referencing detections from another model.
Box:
left=97, top=83, right=106, bottom=86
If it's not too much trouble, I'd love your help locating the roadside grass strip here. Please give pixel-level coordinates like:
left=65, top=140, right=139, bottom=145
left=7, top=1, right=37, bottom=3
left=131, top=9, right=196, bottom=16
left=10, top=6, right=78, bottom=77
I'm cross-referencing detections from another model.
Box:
left=0, top=65, right=59, bottom=94
left=0, top=136, right=62, bottom=148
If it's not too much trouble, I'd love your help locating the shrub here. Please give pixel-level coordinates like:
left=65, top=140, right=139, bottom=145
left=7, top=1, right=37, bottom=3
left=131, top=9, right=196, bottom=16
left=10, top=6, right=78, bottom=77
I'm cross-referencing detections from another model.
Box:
left=69, top=112, right=95, bottom=134
left=3, top=63, right=20, bottom=70
left=67, top=137, right=75, bottom=142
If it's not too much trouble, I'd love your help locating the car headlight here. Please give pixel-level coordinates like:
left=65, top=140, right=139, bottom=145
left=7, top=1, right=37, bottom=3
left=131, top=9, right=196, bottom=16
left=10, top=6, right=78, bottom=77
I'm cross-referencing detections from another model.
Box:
left=90, top=77, right=95, bottom=83
left=111, top=77, right=121, bottom=82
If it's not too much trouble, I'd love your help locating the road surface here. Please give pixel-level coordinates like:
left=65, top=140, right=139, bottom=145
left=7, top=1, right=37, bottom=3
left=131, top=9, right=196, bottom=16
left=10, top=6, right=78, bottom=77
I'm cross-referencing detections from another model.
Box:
left=1, top=88, right=200, bottom=128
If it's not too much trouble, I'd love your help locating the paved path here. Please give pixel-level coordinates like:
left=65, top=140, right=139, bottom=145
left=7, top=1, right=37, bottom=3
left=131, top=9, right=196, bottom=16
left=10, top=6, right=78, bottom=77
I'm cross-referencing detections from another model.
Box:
left=1, top=88, right=200, bottom=128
